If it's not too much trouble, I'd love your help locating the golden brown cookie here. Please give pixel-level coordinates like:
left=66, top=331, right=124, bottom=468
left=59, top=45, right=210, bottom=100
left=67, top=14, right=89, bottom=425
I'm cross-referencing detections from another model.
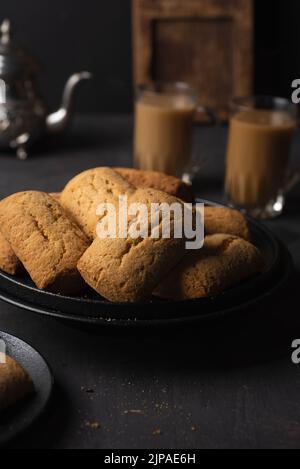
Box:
left=0, top=191, right=90, bottom=294
left=0, top=192, right=60, bottom=276
left=205, top=206, right=250, bottom=241
left=0, top=353, right=34, bottom=411
left=155, top=234, right=263, bottom=300
left=0, top=233, right=21, bottom=275
left=78, top=188, right=187, bottom=303
left=61, top=167, right=136, bottom=239
left=115, top=167, right=194, bottom=203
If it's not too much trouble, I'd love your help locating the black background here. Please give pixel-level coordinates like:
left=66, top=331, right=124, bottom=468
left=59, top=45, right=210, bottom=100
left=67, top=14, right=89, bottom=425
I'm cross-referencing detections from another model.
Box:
left=0, top=0, right=299, bottom=113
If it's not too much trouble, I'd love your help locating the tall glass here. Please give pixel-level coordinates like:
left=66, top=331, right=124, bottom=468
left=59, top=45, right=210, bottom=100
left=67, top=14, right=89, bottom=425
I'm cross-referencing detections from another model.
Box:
left=225, top=96, right=298, bottom=219
left=134, top=82, right=212, bottom=179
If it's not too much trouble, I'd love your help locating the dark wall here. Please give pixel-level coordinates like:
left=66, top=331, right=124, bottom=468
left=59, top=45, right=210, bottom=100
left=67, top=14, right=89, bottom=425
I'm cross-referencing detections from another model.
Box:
left=0, top=0, right=133, bottom=113
left=254, top=0, right=300, bottom=98
left=1, top=0, right=299, bottom=113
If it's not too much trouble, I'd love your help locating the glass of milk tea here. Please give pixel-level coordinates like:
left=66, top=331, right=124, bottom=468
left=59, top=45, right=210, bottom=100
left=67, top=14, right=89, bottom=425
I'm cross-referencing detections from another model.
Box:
left=134, top=82, right=213, bottom=180
left=225, top=96, right=298, bottom=219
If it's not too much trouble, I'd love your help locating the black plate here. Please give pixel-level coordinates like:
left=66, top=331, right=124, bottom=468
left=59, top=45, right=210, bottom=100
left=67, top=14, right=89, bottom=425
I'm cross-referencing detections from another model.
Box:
left=0, top=332, right=53, bottom=446
left=0, top=200, right=294, bottom=327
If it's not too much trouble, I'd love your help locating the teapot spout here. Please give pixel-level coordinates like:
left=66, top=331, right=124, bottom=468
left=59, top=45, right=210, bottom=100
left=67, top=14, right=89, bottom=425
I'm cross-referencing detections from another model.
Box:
left=46, top=71, right=92, bottom=134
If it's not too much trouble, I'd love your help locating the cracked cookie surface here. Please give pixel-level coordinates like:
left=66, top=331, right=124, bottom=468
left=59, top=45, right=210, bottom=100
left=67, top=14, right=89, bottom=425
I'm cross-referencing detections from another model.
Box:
left=61, top=167, right=136, bottom=239
left=205, top=206, right=250, bottom=240
left=155, top=234, right=263, bottom=300
left=0, top=232, right=21, bottom=275
left=77, top=188, right=187, bottom=303
left=115, top=167, right=195, bottom=203
left=0, top=191, right=90, bottom=294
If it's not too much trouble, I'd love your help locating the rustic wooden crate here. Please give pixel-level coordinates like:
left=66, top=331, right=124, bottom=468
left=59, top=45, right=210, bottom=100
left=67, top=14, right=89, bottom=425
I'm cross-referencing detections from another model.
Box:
left=132, top=0, right=253, bottom=121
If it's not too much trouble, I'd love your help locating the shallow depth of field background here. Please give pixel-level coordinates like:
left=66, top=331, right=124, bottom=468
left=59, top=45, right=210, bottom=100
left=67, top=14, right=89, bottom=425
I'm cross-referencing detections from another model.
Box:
left=1, top=0, right=299, bottom=113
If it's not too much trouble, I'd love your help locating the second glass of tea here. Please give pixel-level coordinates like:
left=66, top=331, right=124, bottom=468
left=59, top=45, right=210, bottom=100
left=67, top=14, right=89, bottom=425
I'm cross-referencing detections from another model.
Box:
left=225, top=96, right=298, bottom=219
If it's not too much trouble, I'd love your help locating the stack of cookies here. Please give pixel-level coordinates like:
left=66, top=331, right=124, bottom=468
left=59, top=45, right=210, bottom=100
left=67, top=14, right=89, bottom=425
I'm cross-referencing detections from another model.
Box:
left=0, top=168, right=263, bottom=303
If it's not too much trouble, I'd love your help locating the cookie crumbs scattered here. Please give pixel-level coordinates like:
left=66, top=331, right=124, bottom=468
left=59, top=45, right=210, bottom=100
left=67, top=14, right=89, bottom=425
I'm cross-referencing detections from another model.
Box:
left=124, top=409, right=143, bottom=415
left=85, top=421, right=101, bottom=430
left=81, top=386, right=95, bottom=394
left=153, top=428, right=162, bottom=436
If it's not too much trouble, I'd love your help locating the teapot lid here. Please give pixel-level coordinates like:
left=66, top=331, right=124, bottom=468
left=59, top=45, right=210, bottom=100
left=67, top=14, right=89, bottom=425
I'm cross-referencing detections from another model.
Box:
left=0, top=19, right=40, bottom=78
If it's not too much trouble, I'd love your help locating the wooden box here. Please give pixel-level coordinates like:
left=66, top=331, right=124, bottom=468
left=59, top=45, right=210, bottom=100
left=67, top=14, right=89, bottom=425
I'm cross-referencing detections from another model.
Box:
left=132, top=0, right=253, bottom=121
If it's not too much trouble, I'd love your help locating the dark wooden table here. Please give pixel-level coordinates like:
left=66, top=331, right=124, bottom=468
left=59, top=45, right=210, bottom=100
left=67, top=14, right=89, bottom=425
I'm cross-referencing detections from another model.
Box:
left=1, top=115, right=300, bottom=449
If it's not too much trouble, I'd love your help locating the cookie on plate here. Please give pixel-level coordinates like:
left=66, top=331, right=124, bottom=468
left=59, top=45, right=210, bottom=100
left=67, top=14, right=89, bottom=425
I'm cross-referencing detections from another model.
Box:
left=155, top=234, right=263, bottom=300
left=0, top=192, right=61, bottom=277
left=0, top=191, right=90, bottom=294
left=78, top=188, right=187, bottom=303
left=0, top=233, right=21, bottom=275
left=0, top=353, right=34, bottom=411
left=61, top=167, right=135, bottom=239
left=205, top=206, right=250, bottom=241
left=115, top=167, right=195, bottom=203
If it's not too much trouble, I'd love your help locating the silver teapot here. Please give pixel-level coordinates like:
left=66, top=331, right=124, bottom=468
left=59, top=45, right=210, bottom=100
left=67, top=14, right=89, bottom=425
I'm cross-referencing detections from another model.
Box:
left=0, top=19, right=92, bottom=159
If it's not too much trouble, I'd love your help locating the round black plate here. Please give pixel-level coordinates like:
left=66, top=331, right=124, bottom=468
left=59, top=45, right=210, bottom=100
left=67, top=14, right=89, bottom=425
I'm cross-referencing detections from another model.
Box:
left=0, top=332, right=53, bottom=446
left=0, top=201, right=294, bottom=327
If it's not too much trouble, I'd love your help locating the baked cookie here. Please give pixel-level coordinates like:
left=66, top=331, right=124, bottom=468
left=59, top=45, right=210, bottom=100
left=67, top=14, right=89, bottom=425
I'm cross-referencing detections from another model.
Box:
left=0, top=353, right=34, bottom=411
left=0, top=191, right=90, bottom=294
left=78, top=188, right=187, bottom=303
left=0, top=192, right=60, bottom=276
left=115, top=167, right=194, bottom=203
left=0, top=232, right=21, bottom=275
left=205, top=206, right=250, bottom=241
left=155, top=234, right=263, bottom=300
left=61, top=167, right=135, bottom=239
